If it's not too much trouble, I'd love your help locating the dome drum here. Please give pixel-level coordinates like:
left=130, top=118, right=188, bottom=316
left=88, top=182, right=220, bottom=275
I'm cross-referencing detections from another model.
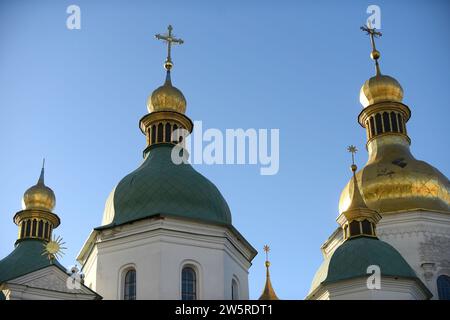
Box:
left=13, top=209, right=60, bottom=242
left=140, top=111, right=193, bottom=153
left=358, top=102, right=411, bottom=143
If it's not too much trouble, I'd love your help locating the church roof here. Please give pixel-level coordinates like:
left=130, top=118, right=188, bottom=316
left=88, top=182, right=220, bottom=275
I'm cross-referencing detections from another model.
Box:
left=99, top=144, right=232, bottom=229
left=0, top=239, right=66, bottom=284
left=308, top=236, right=431, bottom=298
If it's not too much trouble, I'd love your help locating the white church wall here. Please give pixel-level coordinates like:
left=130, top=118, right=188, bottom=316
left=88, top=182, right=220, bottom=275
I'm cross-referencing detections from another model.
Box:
left=377, top=210, right=450, bottom=300
left=78, top=217, right=255, bottom=300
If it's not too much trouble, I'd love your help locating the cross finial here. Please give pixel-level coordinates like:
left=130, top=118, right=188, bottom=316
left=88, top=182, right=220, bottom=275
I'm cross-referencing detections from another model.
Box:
left=263, top=245, right=270, bottom=261
left=347, top=145, right=358, bottom=173
left=360, top=21, right=382, bottom=75
left=155, top=25, right=184, bottom=71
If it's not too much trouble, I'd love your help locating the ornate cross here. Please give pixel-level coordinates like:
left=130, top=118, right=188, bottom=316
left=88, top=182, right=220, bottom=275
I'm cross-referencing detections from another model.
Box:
left=361, top=24, right=382, bottom=53
left=155, top=25, right=184, bottom=70
left=361, top=22, right=382, bottom=75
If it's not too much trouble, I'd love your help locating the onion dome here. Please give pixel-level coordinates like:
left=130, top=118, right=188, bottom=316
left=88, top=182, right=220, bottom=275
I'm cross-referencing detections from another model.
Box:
left=100, top=144, right=232, bottom=228
left=358, top=25, right=404, bottom=108
left=360, top=74, right=404, bottom=108
left=101, top=26, right=230, bottom=229
left=22, top=161, right=56, bottom=212
left=339, top=138, right=450, bottom=214
left=147, top=71, right=186, bottom=114
left=307, top=236, right=431, bottom=298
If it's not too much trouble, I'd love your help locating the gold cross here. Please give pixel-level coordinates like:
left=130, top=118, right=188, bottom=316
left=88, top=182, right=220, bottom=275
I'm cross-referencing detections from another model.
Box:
left=360, top=22, right=382, bottom=75
left=361, top=23, right=382, bottom=53
left=155, top=25, right=184, bottom=70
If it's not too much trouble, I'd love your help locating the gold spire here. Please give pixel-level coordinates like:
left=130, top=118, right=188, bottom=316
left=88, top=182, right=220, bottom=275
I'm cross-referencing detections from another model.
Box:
left=258, top=245, right=279, bottom=300
left=359, top=24, right=403, bottom=108
left=337, top=147, right=381, bottom=240
left=147, top=25, right=187, bottom=114
left=345, top=146, right=368, bottom=212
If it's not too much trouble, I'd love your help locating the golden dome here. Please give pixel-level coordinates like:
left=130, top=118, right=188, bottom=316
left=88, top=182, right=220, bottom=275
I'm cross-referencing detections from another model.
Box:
left=147, top=71, right=186, bottom=114
left=339, top=136, right=450, bottom=215
left=22, top=166, right=56, bottom=212
left=360, top=74, right=404, bottom=108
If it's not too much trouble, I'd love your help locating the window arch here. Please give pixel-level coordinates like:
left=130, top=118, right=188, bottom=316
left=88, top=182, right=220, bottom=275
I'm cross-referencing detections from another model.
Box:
left=38, top=220, right=44, bottom=238
left=361, top=220, right=372, bottom=235
left=349, top=220, right=361, bottom=237
left=437, top=275, right=450, bottom=300
left=123, top=269, right=136, bottom=300
left=157, top=123, right=164, bottom=142
left=382, top=112, right=391, bottom=132
left=369, top=117, right=375, bottom=137
left=151, top=125, right=156, bottom=144
left=181, top=266, right=197, bottom=300
left=32, top=219, right=37, bottom=237
left=25, top=220, right=31, bottom=237
left=390, top=112, right=398, bottom=132
left=165, top=123, right=171, bottom=143
left=231, top=278, right=239, bottom=300
left=375, top=113, right=383, bottom=135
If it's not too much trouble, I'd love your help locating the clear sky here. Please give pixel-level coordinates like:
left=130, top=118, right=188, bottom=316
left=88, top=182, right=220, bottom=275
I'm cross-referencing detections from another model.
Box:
left=0, top=0, right=449, bottom=299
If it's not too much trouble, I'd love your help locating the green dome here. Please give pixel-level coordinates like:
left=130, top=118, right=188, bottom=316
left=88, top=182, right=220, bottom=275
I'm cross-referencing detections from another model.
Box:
left=100, top=144, right=232, bottom=228
left=308, top=237, right=421, bottom=295
left=0, top=239, right=65, bottom=283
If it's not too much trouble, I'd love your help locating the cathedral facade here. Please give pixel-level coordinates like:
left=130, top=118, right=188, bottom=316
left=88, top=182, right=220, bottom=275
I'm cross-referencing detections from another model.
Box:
left=0, top=24, right=449, bottom=300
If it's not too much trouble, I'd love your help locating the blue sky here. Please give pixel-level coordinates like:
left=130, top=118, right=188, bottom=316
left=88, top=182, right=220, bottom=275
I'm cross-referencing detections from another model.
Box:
left=0, top=0, right=449, bottom=299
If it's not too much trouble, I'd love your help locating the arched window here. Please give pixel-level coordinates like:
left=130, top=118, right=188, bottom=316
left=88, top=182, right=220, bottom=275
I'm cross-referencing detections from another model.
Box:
left=165, top=123, right=171, bottom=143
left=182, top=266, right=197, bottom=300
left=437, top=275, right=450, bottom=300
left=25, top=220, right=31, bottom=237
left=361, top=220, right=372, bottom=235
left=382, top=112, right=391, bottom=132
left=157, top=123, right=164, bottom=143
left=123, top=269, right=136, bottom=300
left=390, top=112, right=398, bottom=132
left=38, top=220, right=44, bottom=238
left=369, top=117, right=376, bottom=137
left=151, top=125, right=156, bottom=144
left=349, top=220, right=361, bottom=237
left=231, top=279, right=239, bottom=300
left=32, top=219, right=37, bottom=237
left=375, top=113, right=383, bottom=135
